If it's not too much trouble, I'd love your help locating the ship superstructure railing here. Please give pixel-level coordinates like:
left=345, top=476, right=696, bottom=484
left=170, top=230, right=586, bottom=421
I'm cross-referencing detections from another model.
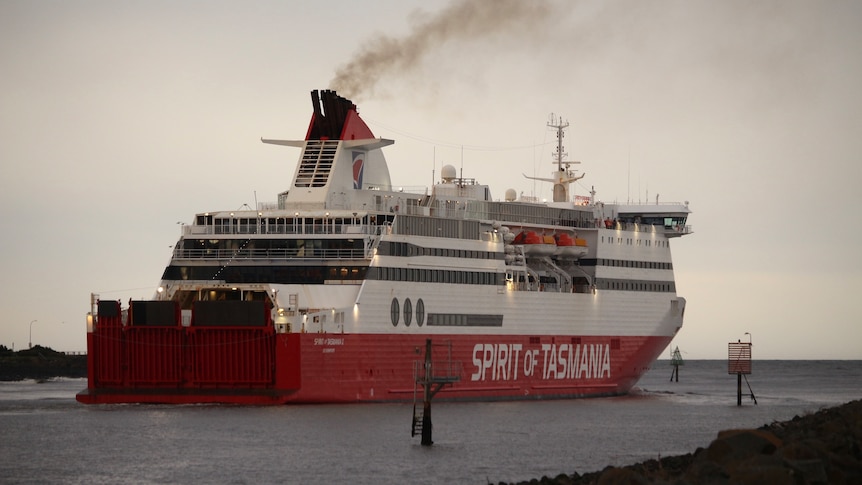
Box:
left=465, top=200, right=597, bottom=229
left=182, top=217, right=690, bottom=237
left=172, top=248, right=369, bottom=261
left=185, top=222, right=385, bottom=237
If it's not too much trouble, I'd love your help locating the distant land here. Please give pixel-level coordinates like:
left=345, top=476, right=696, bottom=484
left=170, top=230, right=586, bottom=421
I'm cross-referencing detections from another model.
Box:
left=0, top=345, right=87, bottom=381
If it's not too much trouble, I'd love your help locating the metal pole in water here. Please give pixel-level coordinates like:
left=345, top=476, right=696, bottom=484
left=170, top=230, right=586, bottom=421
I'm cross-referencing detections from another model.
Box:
left=669, top=346, right=683, bottom=382
left=421, top=339, right=433, bottom=446
left=728, top=334, right=753, bottom=407
left=410, top=338, right=460, bottom=445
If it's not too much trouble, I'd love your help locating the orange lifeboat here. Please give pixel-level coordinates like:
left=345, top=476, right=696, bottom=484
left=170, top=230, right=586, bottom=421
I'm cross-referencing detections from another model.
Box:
left=514, top=231, right=557, bottom=256
left=554, top=232, right=589, bottom=259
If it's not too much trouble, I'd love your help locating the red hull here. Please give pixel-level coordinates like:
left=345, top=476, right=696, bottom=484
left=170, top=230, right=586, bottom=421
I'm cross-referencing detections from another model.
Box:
left=77, top=326, right=671, bottom=405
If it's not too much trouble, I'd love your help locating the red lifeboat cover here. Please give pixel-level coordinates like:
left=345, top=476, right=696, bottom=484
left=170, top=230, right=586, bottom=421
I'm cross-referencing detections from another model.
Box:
left=514, top=231, right=542, bottom=245
left=555, top=233, right=575, bottom=246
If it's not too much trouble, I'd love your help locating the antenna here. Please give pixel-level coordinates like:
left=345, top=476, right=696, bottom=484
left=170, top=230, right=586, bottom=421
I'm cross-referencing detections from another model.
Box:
left=627, top=145, right=631, bottom=204
left=523, top=114, right=583, bottom=203
left=532, top=140, right=536, bottom=198
left=432, top=146, right=436, bottom=186
left=547, top=113, right=570, bottom=171
left=460, top=145, right=464, bottom=182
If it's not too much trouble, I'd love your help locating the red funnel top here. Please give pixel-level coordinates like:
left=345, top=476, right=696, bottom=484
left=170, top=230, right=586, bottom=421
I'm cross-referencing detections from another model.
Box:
left=306, top=90, right=375, bottom=141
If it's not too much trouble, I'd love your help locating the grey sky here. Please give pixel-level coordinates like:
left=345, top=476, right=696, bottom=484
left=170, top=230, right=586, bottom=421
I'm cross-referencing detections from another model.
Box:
left=1, top=0, right=860, bottom=358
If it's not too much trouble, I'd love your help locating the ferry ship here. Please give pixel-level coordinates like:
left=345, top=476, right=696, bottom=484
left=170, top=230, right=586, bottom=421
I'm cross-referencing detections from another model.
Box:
left=76, top=90, right=692, bottom=405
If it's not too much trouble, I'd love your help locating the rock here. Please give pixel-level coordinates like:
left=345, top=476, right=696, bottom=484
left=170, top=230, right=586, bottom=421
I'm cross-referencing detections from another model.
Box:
left=596, top=467, right=648, bottom=485
left=509, top=399, right=862, bottom=485
left=700, top=429, right=781, bottom=467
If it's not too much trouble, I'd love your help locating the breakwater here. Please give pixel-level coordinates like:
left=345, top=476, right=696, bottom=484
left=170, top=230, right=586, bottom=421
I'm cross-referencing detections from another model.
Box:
left=0, top=346, right=86, bottom=381
left=509, top=399, right=862, bottom=484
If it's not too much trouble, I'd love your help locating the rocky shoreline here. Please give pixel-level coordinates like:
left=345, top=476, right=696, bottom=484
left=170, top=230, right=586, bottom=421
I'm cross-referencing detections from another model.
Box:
left=507, top=399, right=862, bottom=485
left=0, top=345, right=87, bottom=381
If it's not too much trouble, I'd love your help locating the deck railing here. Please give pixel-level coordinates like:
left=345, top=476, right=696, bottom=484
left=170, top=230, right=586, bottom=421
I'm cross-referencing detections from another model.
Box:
left=185, top=223, right=382, bottom=237
left=172, top=248, right=368, bottom=261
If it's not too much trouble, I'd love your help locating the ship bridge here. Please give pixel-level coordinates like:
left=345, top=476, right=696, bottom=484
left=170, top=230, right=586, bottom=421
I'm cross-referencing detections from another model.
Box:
left=610, top=202, right=693, bottom=238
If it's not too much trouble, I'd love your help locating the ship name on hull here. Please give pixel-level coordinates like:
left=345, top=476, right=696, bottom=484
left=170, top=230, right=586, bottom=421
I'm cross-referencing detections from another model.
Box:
left=470, top=343, right=611, bottom=381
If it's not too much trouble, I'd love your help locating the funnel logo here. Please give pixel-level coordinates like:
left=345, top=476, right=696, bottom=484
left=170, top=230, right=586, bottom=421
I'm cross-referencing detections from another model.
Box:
left=352, top=151, right=364, bottom=189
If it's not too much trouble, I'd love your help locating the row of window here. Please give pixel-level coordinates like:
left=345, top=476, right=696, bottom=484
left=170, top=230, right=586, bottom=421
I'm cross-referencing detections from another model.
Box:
left=580, top=258, right=673, bottom=270
left=163, top=264, right=503, bottom=286
left=390, top=297, right=425, bottom=327
left=601, top=235, right=669, bottom=248
left=162, top=265, right=675, bottom=293
left=395, top=214, right=481, bottom=240
left=390, top=297, right=503, bottom=328
left=194, top=214, right=396, bottom=233
left=371, top=267, right=504, bottom=286
left=162, top=265, right=368, bottom=284
left=183, top=238, right=363, bottom=252
left=378, top=241, right=501, bottom=260
left=595, top=278, right=676, bottom=292
left=428, top=313, right=504, bottom=327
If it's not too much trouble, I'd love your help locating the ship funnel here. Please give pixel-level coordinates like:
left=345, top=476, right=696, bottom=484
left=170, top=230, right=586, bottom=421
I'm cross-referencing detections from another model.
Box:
left=307, top=90, right=357, bottom=140
left=305, top=89, right=375, bottom=142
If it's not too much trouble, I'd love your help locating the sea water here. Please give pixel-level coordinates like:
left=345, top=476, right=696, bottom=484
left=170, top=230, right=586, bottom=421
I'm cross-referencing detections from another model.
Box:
left=1, top=360, right=859, bottom=484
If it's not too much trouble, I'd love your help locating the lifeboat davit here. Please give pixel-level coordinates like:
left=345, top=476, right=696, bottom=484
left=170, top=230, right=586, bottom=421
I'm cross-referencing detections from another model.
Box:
left=554, top=233, right=589, bottom=259
left=514, top=231, right=557, bottom=257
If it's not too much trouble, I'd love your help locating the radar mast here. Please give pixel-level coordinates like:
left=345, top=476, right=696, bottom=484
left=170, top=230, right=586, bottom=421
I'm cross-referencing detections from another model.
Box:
left=523, top=114, right=585, bottom=203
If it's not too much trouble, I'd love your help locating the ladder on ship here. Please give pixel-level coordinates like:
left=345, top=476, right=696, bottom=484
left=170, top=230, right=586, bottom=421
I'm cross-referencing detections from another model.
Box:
left=411, top=339, right=461, bottom=446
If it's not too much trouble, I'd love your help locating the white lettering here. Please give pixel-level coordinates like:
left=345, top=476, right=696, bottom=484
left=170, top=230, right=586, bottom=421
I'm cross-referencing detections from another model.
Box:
left=482, top=345, right=494, bottom=380
left=600, top=344, right=611, bottom=378
left=511, top=344, right=522, bottom=380
left=495, top=344, right=509, bottom=381
left=569, top=344, right=581, bottom=379
left=578, top=345, right=590, bottom=379
left=471, top=344, right=483, bottom=381
left=557, top=344, right=568, bottom=380
left=523, top=350, right=535, bottom=377
left=541, top=344, right=551, bottom=379
left=590, top=344, right=603, bottom=378
left=314, top=338, right=344, bottom=346
left=468, top=341, right=611, bottom=382
left=471, top=343, right=524, bottom=381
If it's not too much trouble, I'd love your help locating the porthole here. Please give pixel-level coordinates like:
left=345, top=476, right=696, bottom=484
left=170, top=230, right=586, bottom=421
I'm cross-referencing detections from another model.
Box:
left=404, top=298, right=412, bottom=326
left=390, top=298, right=400, bottom=326
left=416, top=299, right=425, bottom=326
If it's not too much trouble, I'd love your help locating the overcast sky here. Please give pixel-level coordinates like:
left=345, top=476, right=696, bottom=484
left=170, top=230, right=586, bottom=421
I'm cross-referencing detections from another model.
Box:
left=1, top=0, right=860, bottom=359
